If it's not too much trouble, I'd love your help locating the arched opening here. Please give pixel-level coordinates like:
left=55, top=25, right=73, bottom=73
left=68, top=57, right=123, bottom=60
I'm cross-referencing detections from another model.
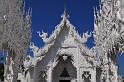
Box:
left=60, top=68, right=70, bottom=77
left=59, top=68, right=71, bottom=82
left=52, top=56, right=77, bottom=82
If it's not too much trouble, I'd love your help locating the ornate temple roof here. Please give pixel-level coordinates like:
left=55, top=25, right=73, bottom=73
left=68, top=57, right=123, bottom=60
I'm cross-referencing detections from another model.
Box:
left=25, top=8, right=94, bottom=68
left=37, top=8, right=92, bottom=54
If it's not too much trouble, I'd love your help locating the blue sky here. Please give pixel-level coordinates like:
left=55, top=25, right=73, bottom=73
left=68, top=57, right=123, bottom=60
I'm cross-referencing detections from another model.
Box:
left=25, top=0, right=124, bottom=79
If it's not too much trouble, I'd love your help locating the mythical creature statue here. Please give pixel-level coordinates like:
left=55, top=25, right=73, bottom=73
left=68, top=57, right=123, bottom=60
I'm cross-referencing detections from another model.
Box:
left=23, top=54, right=33, bottom=68
left=29, top=42, right=45, bottom=66
left=81, top=31, right=92, bottom=44
left=37, top=31, right=49, bottom=43
left=29, top=42, right=42, bottom=57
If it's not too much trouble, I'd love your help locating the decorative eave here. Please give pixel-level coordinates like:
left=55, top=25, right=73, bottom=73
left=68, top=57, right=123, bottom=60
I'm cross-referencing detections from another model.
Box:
left=39, top=19, right=92, bottom=56
left=36, top=7, right=93, bottom=56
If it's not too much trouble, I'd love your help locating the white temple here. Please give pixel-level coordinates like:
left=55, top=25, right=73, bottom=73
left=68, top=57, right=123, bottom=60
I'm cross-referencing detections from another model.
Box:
left=18, top=3, right=123, bottom=82
left=0, top=0, right=124, bottom=82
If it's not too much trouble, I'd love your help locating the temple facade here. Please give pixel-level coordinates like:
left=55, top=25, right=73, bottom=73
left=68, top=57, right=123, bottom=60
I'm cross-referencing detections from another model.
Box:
left=0, top=0, right=124, bottom=82
left=1, top=0, right=124, bottom=82
left=17, top=8, right=122, bottom=82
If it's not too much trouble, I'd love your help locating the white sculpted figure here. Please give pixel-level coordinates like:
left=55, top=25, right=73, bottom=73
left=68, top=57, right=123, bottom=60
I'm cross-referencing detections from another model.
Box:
left=29, top=42, right=42, bottom=57
left=82, top=31, right=92, bottom=44
left=23, top=54, right=33, bottom=68
left=37, top=31, right=50, bottom=43
left=24, top=54, right=43, bottom=67
left=29, top=42, right=44, bottom=66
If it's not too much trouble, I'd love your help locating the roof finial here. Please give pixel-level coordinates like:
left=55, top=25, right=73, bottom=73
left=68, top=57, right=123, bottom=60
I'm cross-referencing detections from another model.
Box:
left=61, top=4, right=69, bottom=20
left=64, top=3, right=66, bottom=14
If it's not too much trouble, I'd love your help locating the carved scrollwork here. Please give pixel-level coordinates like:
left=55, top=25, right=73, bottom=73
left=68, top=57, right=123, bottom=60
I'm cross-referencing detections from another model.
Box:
left=81, top=31, right=92, bottom=44
left=29, top=42, right=42, bottom=57
left=82, top=71, right=91, bottom=82
left=37, top=31, right=49, bottom=43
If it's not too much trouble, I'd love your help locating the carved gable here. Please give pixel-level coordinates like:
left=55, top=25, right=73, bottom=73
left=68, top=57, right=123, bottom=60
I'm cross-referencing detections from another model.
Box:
left=21, top=8, right=106, bottom=82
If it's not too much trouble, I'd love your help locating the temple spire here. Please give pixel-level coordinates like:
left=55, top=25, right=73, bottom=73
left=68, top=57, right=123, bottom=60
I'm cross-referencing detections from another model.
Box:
left=64, top=4, right=66, bottom=15
left=61, top=4, right=69, bottom=20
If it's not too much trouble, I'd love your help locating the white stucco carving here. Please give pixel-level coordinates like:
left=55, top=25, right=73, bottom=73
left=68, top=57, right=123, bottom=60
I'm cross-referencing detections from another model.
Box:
left=2, top=0, right=124, bottom=82
left=0, top=0, right=32, bottom=82
left=18, top=2, right=123, bottom=81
